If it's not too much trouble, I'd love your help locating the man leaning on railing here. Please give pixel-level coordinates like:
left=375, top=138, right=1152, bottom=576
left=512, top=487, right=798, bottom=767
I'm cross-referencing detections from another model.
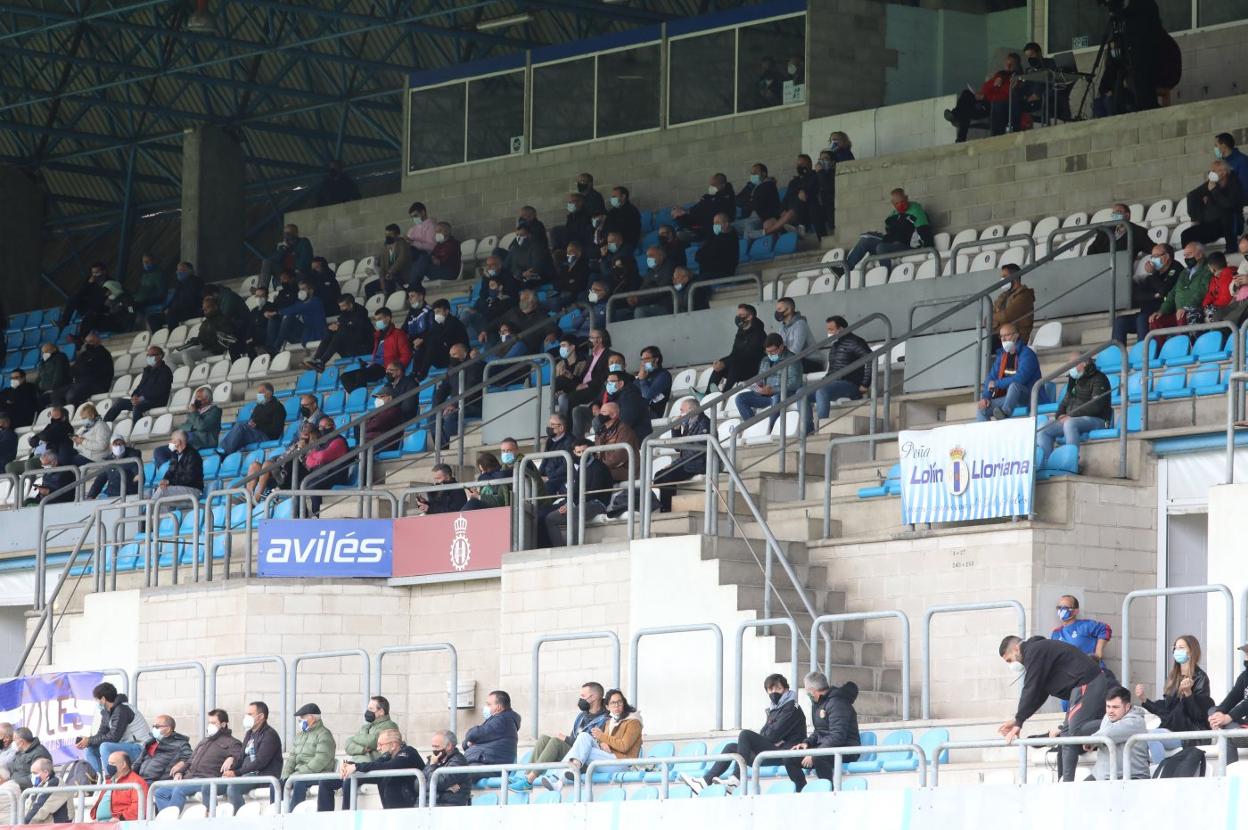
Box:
left=425, top=730, right=470, bottom=807
left=324, top=727, right=423, bottom=811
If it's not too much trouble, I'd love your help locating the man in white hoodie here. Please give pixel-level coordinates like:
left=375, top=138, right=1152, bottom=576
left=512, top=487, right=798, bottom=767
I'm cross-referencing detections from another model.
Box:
left=1087, top=685, right=1150, bottom=780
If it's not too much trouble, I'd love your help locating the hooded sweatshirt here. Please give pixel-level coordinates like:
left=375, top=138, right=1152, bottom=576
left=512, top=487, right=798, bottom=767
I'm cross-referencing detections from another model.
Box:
left=805, top=682, right=860, bottom=760
left=1090, top=705, right=1150, bottom=780
left=776, top=313, right=815, bottom=358
left=759, top=689, right=808, bottom=748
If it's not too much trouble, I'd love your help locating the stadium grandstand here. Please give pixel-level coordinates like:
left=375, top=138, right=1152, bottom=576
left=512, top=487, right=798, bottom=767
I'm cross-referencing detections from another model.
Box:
left=2, top=0, right=1248, bottom=825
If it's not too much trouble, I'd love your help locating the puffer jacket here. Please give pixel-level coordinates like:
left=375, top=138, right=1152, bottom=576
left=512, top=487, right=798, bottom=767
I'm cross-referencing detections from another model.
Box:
left=75, top=418, right=112, bottom=462
left=463, top=709, right=521, bottom=765
left=281, top=720, right=336, bottom=776
left=135, top=731, right=193, bottom=783
left=87, top=695, right=152, bottom=749
left=344, top=715, right=399, bottom=763
left=825, top=331, right=872, bottom=390
left=805, top=682, right=860, bottom=760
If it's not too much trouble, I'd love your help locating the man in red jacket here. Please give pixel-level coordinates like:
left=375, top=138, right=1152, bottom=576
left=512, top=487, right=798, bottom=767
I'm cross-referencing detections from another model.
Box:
left=945, top=52, right=1025, bottom=142
left=342, top=308, right=413, bottom=392
left=91, top=750, right=149, bottom=821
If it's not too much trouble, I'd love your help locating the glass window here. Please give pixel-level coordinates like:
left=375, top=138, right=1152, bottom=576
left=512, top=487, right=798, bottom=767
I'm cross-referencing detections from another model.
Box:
left=1198, top=0, right=1248, bottom=27
left=668, top=31, right=735, bottom=125
left=408, top=83, right=466, bottom=172
left=736, top=16, right=806, bottom=113
left=595, top=44, right=661, bottom=138
left=467, top=71, right=525, bottom=162
left=1048, top=0, right=1190, bottom=51
left=531, top=57, right=595, bottom=149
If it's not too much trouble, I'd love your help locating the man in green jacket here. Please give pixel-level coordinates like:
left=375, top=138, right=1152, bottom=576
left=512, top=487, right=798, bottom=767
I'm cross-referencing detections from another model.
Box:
left=284, top=703, right=336, bottom=808
left=154, top=387, right=222, bottom=467
left=315, top=696, right=399, bottom=811
left=1149, top=241, right=1212, bottom=333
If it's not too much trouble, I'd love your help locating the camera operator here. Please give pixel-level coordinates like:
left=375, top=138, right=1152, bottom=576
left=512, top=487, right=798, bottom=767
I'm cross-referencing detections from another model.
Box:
left=1094, top=0, right=1170, bottom=118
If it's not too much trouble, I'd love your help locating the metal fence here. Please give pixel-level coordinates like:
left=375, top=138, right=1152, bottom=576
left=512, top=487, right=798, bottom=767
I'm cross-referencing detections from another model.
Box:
left=811, top=611, right=910, bottom=721
left=751, top=744, right=927, bottom=792
left=1120, top=584, right=1235, bottom=690
left=630, top=623, right=723, bottom=731
left=922, top=601, right=1025, bottom=719
left=530, top=631, right=621, bottom=739
left=373, top=643, right=459, bottom=736
left=584, top=752, right=747, bottom=800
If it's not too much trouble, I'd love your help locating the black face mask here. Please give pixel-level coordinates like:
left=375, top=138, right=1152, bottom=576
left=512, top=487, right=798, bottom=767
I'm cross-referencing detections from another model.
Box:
left=736, top=317, right=749, bottom=329
left=797, top=166, right=809, bottom=174
left=577, top=699, right=591, bottom=712
left=768, top=691, right=783, bottom=705
left=385, top=236, right=396, bottom=245
left=546, top=428, right=559, bottom=441
left=774, top=311, right=786, bottom=322
left=363, top=710, right=376, bottom=724
left=298, top=406, right=311, bottom=418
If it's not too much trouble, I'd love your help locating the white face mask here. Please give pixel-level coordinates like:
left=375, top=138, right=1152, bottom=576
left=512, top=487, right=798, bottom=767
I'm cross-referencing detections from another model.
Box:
left=481, top=707, right=492, bottom=720
left=787, top=62, right=797, bottom=75
left=434, top=232, right=446, bottom=243
left=297, top=290, right=308, bottom=301
left=707, top=185, right=718, bottom=196
left=146, top=356, right=157, bottom=367
left=1002, top=339, right=1018, bottom=354
left=111, top=445, right=125, bottom=458
left=41, top=352, right=51, bottom=362
left=433, top=313, right=446, bottom=324
left=587, top=291, right=599, bottom=303
left=242, top=715, right=255, bottom=730
left=374, top=398, right=388, bottom=409
left=1209, top=171, right=1221, bottom=183
left=9, top=380, right=18, bottom=389
left=167, top=442, right=178, bottom=453
left=1007, top=660, right=1024, bottom=674
left=206, top=724, right=219, bottom=737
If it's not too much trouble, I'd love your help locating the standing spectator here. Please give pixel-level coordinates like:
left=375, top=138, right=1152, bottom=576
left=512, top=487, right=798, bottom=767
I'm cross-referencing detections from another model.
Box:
left=816, top=139, right=853, bottom=235
left=1088, top=202, right=1152, bottom=258
left=222, top=701, right=283, bottom=810
left=462, top=691, right=521, bottom=767
left=9, top=727, right=51, bottom=789
left=307, top=258, right=340, bottom=313
left=148, top=262, right=204, bottom=332
left=131, top=254, right=168, bottom=318
left=404, top=203, right=438, bottom=274
left=673, top=174, right=735, bottom=242
left=1136, top=635, right=1216, bottom=743
left=657, top=224, right=687, bottom=269
left=220, top=383, right=285, bottom=454
left=540, top=688, right=641, bottom=792
left=682, top=673, right=806, bottom=792
left=707, top=304, right=767, bottom=392
left=843, top=188, right=935, bottom=271
left=35, top=344, right=71, bottom=408
left=402, top=286, right=433, bottom=354
left=0, top=369, right=38, bottom=428
left=89, top=751, right=147, bottom=821
left=261, top=224, right=314, bottom=290
left=412, top=222, right=462, bottom=285
left=977, top=323, right=1042, bottom=421
left=815, top=315, right=872, bottom=422
left=55, top=332, right=113, bottom=406
left=134, top=715, right=193, bottom=788
left=283, top=703, right=336, bottom=807
left=369, top=224, right=413, bottom=298
left=21, top=758, right=68, bottom=824
left=315, top=159, right=360, bottom=207
left=561, top=329, right=610, bottom=418
left=1088, top=686, right=1151, bottom=781
left=153, top=708, right=242, bottom=812
left=168, top=295, right=233, bottom=370
left=735, top=163, right=781, bottom=237
left=696, top=214, right=741, bottom=281
left=635, top=346, right=672, bottom=418
left=324, top=728, right=422, bottom=811
left=1115, top=243, right=1182, bottom=343
left=1182, top=161, right=1244, bottom=248
left=604, top=186, right=641, bottom=248
left=990, top=264, right=1036, bottom=348
left=341, top=308, right=412, bottom=393
left=773, top=297, right=816, bottom=368
left=103, top=346, right=172, bottom=423
left=736, top=334, right=801, bottom=425
left=1148, top=241, right=1212, bottom=333
left=1216, top=132, right=1248, bottom=193
left=653, top=398, right=711, bottom=513
left=574, top=172, right=606, bottom=216
left=425, top=730, right=471, bottom=807
left=74, top=682, right=152, bottom=774
left=784, top=672, right=859, bottom=791
left=1036, top=356, right=1113, bottom=464
left=157, top=431, right=205, bottom=499
left=306, top=294, right=373, bottom=371
left=521, top=683, right=607, bottom=788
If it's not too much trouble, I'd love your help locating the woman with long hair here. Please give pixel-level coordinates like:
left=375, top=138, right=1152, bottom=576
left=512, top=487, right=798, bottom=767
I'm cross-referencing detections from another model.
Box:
left=1136, top=634, right=1216, bottom=743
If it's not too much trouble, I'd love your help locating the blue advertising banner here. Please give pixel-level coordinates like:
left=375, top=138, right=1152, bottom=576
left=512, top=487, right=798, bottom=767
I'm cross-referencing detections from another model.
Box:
left=898, top=417, right=1036, bottom=524
left=0, top=671, right=104, bottom=762
left=258, top=519, right=394, bottom=577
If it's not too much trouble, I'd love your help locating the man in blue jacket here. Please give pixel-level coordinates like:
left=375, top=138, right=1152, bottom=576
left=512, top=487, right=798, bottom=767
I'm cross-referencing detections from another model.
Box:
left=462, top=690, right=520, bottom=775
left=977, top=322, right=1042, bottom=422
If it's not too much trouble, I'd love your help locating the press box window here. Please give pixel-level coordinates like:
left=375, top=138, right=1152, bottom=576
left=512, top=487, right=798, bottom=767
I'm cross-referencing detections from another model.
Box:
left=408, top=83, right=467, bottom=173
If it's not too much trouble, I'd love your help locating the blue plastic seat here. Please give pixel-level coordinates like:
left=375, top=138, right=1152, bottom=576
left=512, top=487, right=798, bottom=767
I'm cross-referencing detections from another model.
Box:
left=667, top=785, right=693, bottom=799
left=201, top=455, right=221, bottom=479
left=1190, top=366, right=1227, bottom=395
left=218, top=453, right=242, bottom=479
left=323, top=390, right=346, bottom=415
left=1192, top=330, right=1230, bottom=363
left=748, top=236, right=776, bottom=262
left=698, top=784, right=728, bottom=798
left=1087, top=404, right=1139, bottom=439
left=766, top=780, right=796, bottom=795
left=345, top=387, right=369, bottom=414
left=294, top=370, right=317, bottom=394
left=1127, top=339, right=1157, bottom=369
left=883, top=727, right=950, bottom=772
left=1157, top=335, right=1191, bottom=366
left=843, top=731, right=879, bottom=773
left=595, top=788, right=627, bottom=803
left=841, top=777, right=868, bottom=791
left=236, top=402, right=257, bottom=423
left=1037, top=444, right=1079, bottom=480
left=857, top=464, right=901, bottom=499
left=803, top=779, right=832, bottom=793
left=773, top=232, right=798, bottom=257
left=1125, top=371, right=1156, bottom=402
left=472, top=793, right=498, bottom=806
left=1155, top=367, right=1192, bottom=399
left=315, top=366, right=340, bottom=392
left=376, top=430, right=427, bottom=461
left=738, top=237, right=749, bottom=260
left=850, top=729, right=913, bottom=774
left=530, top=790, right=560, bottom=805
left=629, top=787, right=659, bottom=801
left=646, top=741, right=705, bottom=782
left=619, top=742, right=675, bottom=783
left=282, top=396, right=301, bottom=420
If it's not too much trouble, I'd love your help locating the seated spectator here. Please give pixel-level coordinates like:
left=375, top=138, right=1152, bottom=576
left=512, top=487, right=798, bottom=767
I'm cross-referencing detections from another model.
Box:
left=240, top=287, right=271, bottom=356
left=654, top=398, right=710, bottom=513
left=27, top=450, right=75, bottom=506
left=293, top=393, right=325, bottom=432
left=462, top=691, right=520, bottom=769
left=35, top=343, right=71, bottom=408
left=418, top=222, right=463, bottom=285
left=1050, top=594, right=1112, bottom=673
left=270, top=276, right=328, bottom=353
left=341, top=308, right=412, bottom=393
left=418, top=463, right=467, bottom=515
left=539, top=413, right=573, bottom=496
left=10, top=727, right=51, bottom=790
left=707, top=304, right=767, bottom=393
left=88, top=437, right=142, bottom=499
left=55, top=332, right=114, bottom=406
left=1137, top=636, right=1216, bottom=745
left=551, top=242, right=590, bottom=310
left=1087, top=202, right=1152, bottom=257
left=696, top=214, right=741, bottom=283
left=104, top=346, right=172, bottom=423
left=148, top=262, right=204, bottom=333
left=6, top=406, right=73, bottom=476
left=1114, top=243, right=1182, bottom=343
left=75, top=682, right=152, bottom=774
left=990, top=264, right=1036, bottom=350
left=625, top=246, right=676, bottom=320
left=67, top=402, right=110, bottom=466
left=594, top=402, right=640, bottom=483
left=735, top=163, right=781, bottom=238
left=0, top=416, right=15, bottom=470
left=635, top=346, right=672, bottom=418
left=540, top=688, right=641, bottom=792
left=222, top=701, right=283, bottom=810
left=261, top=223, right=313, bottom=290
left=977, top=323, right=1041, bottom=421
left=325, top=727, right=422, bottom=811
left=307, top=258, right=341, bottom=313
left=576, top=280, right=611, bottom=337
left=135, top=715, right=192, bottom=788
left=736, top=333, right=801, bottom=426
left=494, top=289, right=558, bottom=358
left=516, top=206, right=551, bottom=262
left=242, top=425, right=308, bottom=501
left=1088, top=686, right=1150, bottom=781
left=425, top=730, right=471, bottom=807
left=0, top=369, right=38, bottom=429
left=672, top=267, right=705, bottom=312
left=306, top=293, right=374, bottom=371
left=218, top=383, right=283, bottom=455
left=785, top=672, right=859, bottom=791
left=283, top=703, right=336, bottom=807
left=682, top=673, right=805, bottom=793
left=673, top=174, right=735, bottom=242
left=543, top=436, right=613, bottom=546
left=1201, top=251, right=1235, bottom=322
left=368, top=224, right=413, bottom=298
left=151, top=708, right=242, bottom=812
left=131, top=254, right=168, bottom=317
left=377, top=361, right=416, bottom=420
left=157, top=430, right=204, bottom=499
left=774, top=297, right=816, bottom=369
left=1148, top=241, right=1212, bottom=334
left=553, top=192, right=594, bottom=254
left=604, top=186, right=641, bottom=249
left=169, top=295, right=233, bottom=370
left=97, top=280, right=135, bottom=335
left=22, top=757, right=68, bottom=824
left=1208, top=642, right=1248, bottom=761
left=363, top=386, right=403, bottom=453
left=763, top=155, right=820, bottom=236
left=405, top=202, right=438, bottom=278
left=304, top=423, right=352, bottom=517
left=1182, top=160, right=1244, bottom=248
left=461, top=451, right=510, bottom=511
left=597, top=232, right=639, bottom=297
left=505, top=222, right=554, bottom=287
left=0, top=766, right=17, bottom=819
left=522, top=683, right=607, bottom=788
left=90, top=751, right=147, bottom=821
left=559, top=329, right=610, bottom=418
left=657, top=224, right=687, bottom=268
left=573, top=356, right=648, bottom=440
left=433, top=343, right=482, bottom=447
left=844, top=188, right=935, bottom=272
left=945, top=52, right=1024, bottom=142
left=152, top=388, right=221, bottom=472
left=815, top=315, right=871, bottom=423
left=462, top=273, right=516, bottom=345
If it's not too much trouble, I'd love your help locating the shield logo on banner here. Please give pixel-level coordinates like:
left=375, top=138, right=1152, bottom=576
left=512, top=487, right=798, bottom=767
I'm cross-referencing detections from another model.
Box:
left=448, top=514, right=472, bottom=571
left=946, top=446, right=970, bottom=497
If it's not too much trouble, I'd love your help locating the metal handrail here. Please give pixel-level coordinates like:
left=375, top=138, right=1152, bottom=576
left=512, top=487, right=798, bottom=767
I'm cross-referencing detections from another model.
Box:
left=373, top=643, right=458, bottom=735
left=207, top=655, right=289, bottom=745
left=605, top=285, right=679, bottom=323
left=428, top=761, right=574, bottom=807
left=1123, top=729, right=1233, bottom=778
left=133, top=660, right=207, bottom=741
left=922, top=600, right=1026, bottom=719
left=947, top=233, right=1037, bottom=274
left=750, top=744, right=926, bottom=793
left=261, top=487, right=398, bottom=521
left=629, top=624, right=723, bottom=731
left=147, top=492, right=201, bottom=587
left=290, top=648, right=370, bottom=729
left=1226, top=371, right=1248, bottom=483
left=811, top=611, right=910, bottom=721
left=23, top=782, right=147, bottom=821
left=687, top=272, right=764, bottom=311
left=515, top=449, right=574, bottom=551
left=0, top=471, right=18, bottom=511
left=1140, top=319, right=1240, bottom=431
left=1121, top=585, right=1234, bottom=690
left=531, top=631, right=621, bottom=739
left=577, top=442, right=636, bottom=543
left=855, top=244, right=944, bottom=280
left=280, top=769, right=422, bottom=810
left=479, top=352, right=556, bottom=454
left=733, top=618, right=798, bottom=729
left=145, top=775, right=283, bottom=817
left=586, top=753, right=748, bottom=800
left=74, top=456, right=145, bottom=501
left=15, top=513, right=96, bottom=673
left=929, top=736, right=1115, bottom=786
left=203, top=487, right=254, bottom=578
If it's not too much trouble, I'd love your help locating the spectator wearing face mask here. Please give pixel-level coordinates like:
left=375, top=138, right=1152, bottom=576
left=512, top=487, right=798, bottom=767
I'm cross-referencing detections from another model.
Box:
left=990, top=264, right=1035, bottom=348
left=303, top=422, right=353, bottom=517
left=603, top=186, right=641, bottom=249
left=773, top=297, right=816, bottom=369
left=673, top=174, right=736, bottom=242
left=307, top=258, right=340, bottom=310
left=22, top=757, right=68, bottom=824
left=89, top=437, right=142, bottom=499
left=815, top=316, right=872, bottom=424
left=324, top=726, right=421, bottom=812
left=554, top=192, right=595, bottom=254
left=169, top=295, right=234, bottom=370
left=737, top=334, right=801, bottom=426
left=68, top=403, right=111, bottom=467
left=222, top=701, right=283, bottom=810
left=90, top=751, right=148, bottom=821
left=493, top=290, right=559, bottom=357
left=414, top=463, right=467, bottom=516
left=462, top=273, right=515, bottom=345
left=1136, top=635, right=1216, bottom=747
left=843, top=188, right=935, bottom=272
left=283, top=703, right=337, bottom=808
left=1087, top=202, right=1151, bottom=258
left=381, top=361, right=418, bottom=420
left=624, top=246, right=677, bottom=321
left=670, top=268, right=705, bottom=312
left=1114, top=243, right=1182, bottom=343
left=707, top=305, right=767, bottom=393
left=422, top=299, right=469, bottom=378
left=425, top=730, right=471, bottom=807
left=538, top=688, right=641, bottom=793
left=0, top=416, right=15, bottom=470
left=539, top=413, right=574, bottom=496
left=763, top=154, right=821, bottom=236
left=220, top=383, right=285, bottom=455
left=101, top=346, right=168, bottom=424
left=341, top=309, right=412, bottom=393
left=131, top=254, right=168, bottom=316
left=593, top=402, right=640, bottom=482
left=261, top=224, right=314, bottom=290
left=814, top=144, right=846, bottom=236
left=412, top=222, right=462, bottom=285
left=597, top=232, right=639, bottom=297
left=635, top=347, right=672, bottom=418
left=405, top=201, right=438, bottom=265
left=1049, top=593, right=1113, bottom=671
left=28, top=450, right=75, bottom=505
left=432, top=343, right=482, bottom=447
left=75, top=682, right=152, bottom=775
left=157, top=431, right=204, bottom=499
left=552, top=242, right=590, bottom=310
left=57, top=263, right=109, bottom=337
left=505, top=223, right=554, bottom=287
left=134, top=715, right=192, bottom=788
left=1036, top=356, right=1113, bottom=465
left=7, top=406, right=73, bottom=476
left=305, top=294, right=373, bottom=371
left=977, top=322, right=1042, bottom=422
left=735, top=163, right=781, bottom=238
left=55, top=332, right=114, bottom=406
left=0, top=369, right=39, bottom=429
left=148, top=262, right=204, bottom=333
left=369, top=224, right=414, bottom=298
left=1201, top=251, right=1235, bottom=323
left=1182, top=160, right=1244, bottom=248
left=543, top=437, right=614, bottom=546
left=653, top=398, right=711, bottom=513
left=572, top=353, right=636, bottom=438
left=152, top=708, right=242, bottom=812
left=363, top=387, right=403, bottom=453
left=520, top=683, right=607, bottom=789
left=269, top=277, right=328, bottom=352
left=696, top=214, right=741, bottom=283
left=1208, top=642, right=1248, bottom=762
left=1149, top=240, right=1212, bottom=335
left=573, top=172, right=606, bottom=216
left=462, top=691, right=521, bottom=769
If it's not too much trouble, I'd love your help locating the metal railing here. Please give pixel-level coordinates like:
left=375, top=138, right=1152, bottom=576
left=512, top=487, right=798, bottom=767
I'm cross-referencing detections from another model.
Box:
left=374, top=643, right=459, bottom=735
left=208, top=655, right=289, bottom=745
left=530, top=631, right=621, bottom=739
left=291, top=648, right=370, bottom=726
left=515, top=449, right=574, bottom=551
left=578, top=443, right=637, bottom=543
left=428, top=761, right=572, bottom=806
left=630, top=624, right=723, bottom=731
left=281, top=769, right=426, bottom=811
left=1140, top=320, right=1240, bottom=432
left=585, top=753, right=747, bottom=800
left=22, top=782, right=147, bottom=821
left=733, top=618, right=798, bottom=729
left=1123, top=729, right=1233, bottom=778
left=203, top=488, right=254, bottom=578
left=750, top=744, right=927, bottom=792
left=687, top=272, right=764, bottom=312
left=147, top=492, right=201, bottom=587
left=480, top=353, right=557, bottom=453
left=16, top=514, right=95, bottom=673
left=811, top=611, right=910, bottom=721
left=1225, top=371, right=1248, bottom=484
left=929, top=736, right=1114, bottom=785
left=605, top=285, right=679, bottom=324
left=1121, top=584, right=1235, bottom=689
left=922, top=600, right=1026, bottom=719
left=145, top=775, right=283, bottom=817
left=134, top=661, right=207, bottom=741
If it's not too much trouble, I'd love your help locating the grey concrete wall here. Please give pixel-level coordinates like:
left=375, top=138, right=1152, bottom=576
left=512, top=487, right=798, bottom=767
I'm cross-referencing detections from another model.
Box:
left=287, top=107, right=809, bottom=267
left=807, top=0, right=889, bottom=119
left=829, top=93, right=1248, bottom=249
left=0, top=166, right=45, bottom=312
left=181, top=126, right=244, bottom=283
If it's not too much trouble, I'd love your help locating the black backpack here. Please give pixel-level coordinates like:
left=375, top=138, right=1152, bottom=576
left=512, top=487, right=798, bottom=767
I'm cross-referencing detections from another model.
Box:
left=1152, top=745, right=1206, bottom=778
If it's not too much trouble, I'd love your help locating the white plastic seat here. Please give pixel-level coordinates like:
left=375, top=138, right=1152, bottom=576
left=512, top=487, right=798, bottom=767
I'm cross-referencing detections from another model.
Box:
left=762, top=279, right=784, bottom=301
left=212, top=804, right=235, bottom=818
left=208, top=359, right=230, bottom=382
left=671, top=369, right=698, bottom=394
left=1170, top=222, right=1192, bottom=247
left=339, top=277, right=362, bottom=299
left=227, top=357, right=250, bottom=382
left=948, top=227, right=978, bottom=255
left=235, top=802, right=266, bottom=818
left=696, top=367, right=715, bottom=392
left=291, top=800, right=317, bottom=814
left=171, top=365, right=190, bottom=388
left=1090, top=207, right=1115, bottom=224
left=270, top=351, right=292, bottom=373
left=356, top=255, right=377, bottom=276
left=240, top=274, right=260, bottom=293
left=32, top=408, right=52, bottom=431
left=113, top=352, right=132, bottom=373
left=863, top=266, right=888, bottom=287
left=932, top=232, right=952, bottom=252
left=716, top=418, right=740, bottom=442
left=810, top=273, right=838, bottom=294
left=130, top=415, right=154, bottom=442
left=498, top=231, right=516, bottom=250
left=1032, top=216, right=1061, bottom=245
left=154, top=387, right=192, bottom=417
left=97, top=399, right=114, bottom=420
left=739, top=418, right=773, bottom=444
left=110, top=374, right=133, bottom=396
left=189, top=362, right=211, bottom=385
left=1145, top=199, right=1174, bottom=226
left=1006, top=220, right=1033, bottom=241
left=890, top=262, right=915, bottom=282
left=150, top=412, right=174, bottom=437
left=1173, top=198, right=1190, bottom=223
left=970, top=250, right=998, bottom=272
left=337, top=259, right=357, bottom=280
left=459, top=239, right=479, bottom=266
left=364, top=294, right=385, bottom=314
left=247, top=353, right=271, bottom=380
left=1062, top=211, right=1088, bottom=228
left=999, top=247, right=1028, bottom=268
left=785, top=276, right=810, bottom=296
left=213, top=381, right=233, bottom=404
left=476, top=235, right=498, bottom=259
left=385, top=291, right=407, bottom=313
left=155, top=806, right=181, bottom=822
left=1031, top=321, right=1063, bottom=349
left=128, top=330, right=151, bottom=354
left=166, top=324, right=189, bottom=349
left=915, top=259, right=938, bottom=280
left=149, top=328, right=170, bottom=350
left=111, top=419, right=133, bottom=441
left=1147, top=226, right=1169, bottom=245
left=824, top=247, right=845, bottom=263
left=1129, top=203, right=1145, bottom=223
left=768, top=411, right=801, bottom=438
left=978, top=224, right=1006, bottom=250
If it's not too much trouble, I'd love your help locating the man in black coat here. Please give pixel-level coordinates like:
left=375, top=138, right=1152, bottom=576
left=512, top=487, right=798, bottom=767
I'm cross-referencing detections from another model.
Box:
left=0, top=368, right=39, bottom=429
left=1113, top=243, right=1182, bottom=343
left=423, top=300, right=470, bottom=377
left=684, top=673, right=806, bottom=790
left=325, top=727, right=424, bottom=811
left=736, top=163, right=782, bottom=233
left=1087, top=202, right=1152, bottom=258
left=148, top=262, right=204, bottom=332
left=105, top=346, right=172, bottom=423
left=433, top=344, right=483, bottom=447
left=815, top=315, right=873, bottom=423
left=159, top=431, right=205, bottom=497
left=57, top=332, right=115, bottom=406
left=419, top=463, right=467, bottom=515
left=603, top=185, right=642, bottom=249
left=674, top=173, right=736, bottom=242
left=708, top=304, right=767, bottom=392
left=57, top=262, right=110, bottom=336
left=135, top=715, right=193, bottom=786
left=306, top=293, right=373, bottom=371
left=785, top=672, right=860, bottom=791
left=654, top=400, right=711, bottom=513
left=695, top=213, right=741, bottom=281
left=1182, top=160, right=1245, bottom=248
left=543, top=436, right=615, bottom=547
left=425, top=730, right=471, bottom=807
